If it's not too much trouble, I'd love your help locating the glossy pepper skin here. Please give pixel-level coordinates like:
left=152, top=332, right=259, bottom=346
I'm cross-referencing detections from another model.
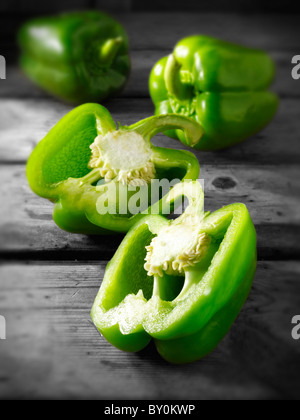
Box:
left=27, top=104, right=203, bottom=235
left=18, top=11, right=130, bottom=103
left=91, top=181, right=257, bottom=364
left=149, top=35, right=279, bottom=150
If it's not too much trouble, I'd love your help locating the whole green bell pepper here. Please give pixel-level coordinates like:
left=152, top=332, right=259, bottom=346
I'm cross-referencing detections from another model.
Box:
left=27, top=103, right=203, bottom=235
left=149, top=35, right=279, bottom=150
left=18, top=11, right=131, bottom=103
left=91, top=181, right=257, bottom=364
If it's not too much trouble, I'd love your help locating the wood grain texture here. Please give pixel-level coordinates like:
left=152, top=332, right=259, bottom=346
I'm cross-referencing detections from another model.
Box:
left=131, top=0, right=299, bottom=13
left=96, top=0, right=132, bottom=12
left=0, top=164, right=299, bottom=260
left=1, top=0, right=299, bottom=14
left=0, top=261, right=299, bottom=400
left=0, top=11, right=299, bottom=400
left=0, top=0, right=298, bottom=13
left=0, top=0, right=88, bottom=13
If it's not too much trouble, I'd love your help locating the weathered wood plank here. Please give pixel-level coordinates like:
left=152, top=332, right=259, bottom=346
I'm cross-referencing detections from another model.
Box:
left=1, top=309, right=277, bottom=400
left=0, top=1, right=298, bottom=14
left=0, top=0, right=88, bottom=12
left=0, top=164, right=299, bottom=259
left=1, top=13, right=300, bottom=51
left=0, top=99, right=73, bottom=162
left=131, top=50, right=295, bottom=99
left=96, top=0, right=133, bottom=12
left=1, top=50, right=297, bottom=99
left=0, top=261, right=299, bottom=399
left=0, top=98, right=299, bottom=165
left=0, top=11, right=299, bottom=402
left=0, top=0, right=132, bottom=14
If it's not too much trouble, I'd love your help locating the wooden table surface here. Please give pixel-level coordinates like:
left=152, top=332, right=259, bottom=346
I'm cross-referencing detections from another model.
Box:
left=0, top=12, right=300, bottom=400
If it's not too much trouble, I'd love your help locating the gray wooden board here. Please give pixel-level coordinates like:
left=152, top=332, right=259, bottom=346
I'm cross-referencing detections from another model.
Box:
left=0, top=12, right=300, bottom=400
left=1, top=13, right=300, bottom=50
left=132, top=0, right=299, bottom=13
left=0, top=164, right=299, bottom=260
left=0, top=261, right=299, bottom=400
left=0, top=1, right=299, bottom=14
left=0, top=0, right=88, bottom=13
left=0, top=97, right=300, bottom=165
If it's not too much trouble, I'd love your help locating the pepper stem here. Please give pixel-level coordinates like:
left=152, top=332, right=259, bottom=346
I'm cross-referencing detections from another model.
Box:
left=128, top=114, right=204, bottom=147
left=99, top=37, right=123, bottom=65
left=165, top=54, right=193, bottom=100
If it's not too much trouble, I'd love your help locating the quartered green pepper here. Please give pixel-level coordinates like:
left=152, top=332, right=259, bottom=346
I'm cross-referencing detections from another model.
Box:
left=18, top=11, right=131, bottom=103
left=149, top=35, right=279, bottom=150
left=91, top=181, right=257, bottom=364
left=27, top=103, right=203, bottom=235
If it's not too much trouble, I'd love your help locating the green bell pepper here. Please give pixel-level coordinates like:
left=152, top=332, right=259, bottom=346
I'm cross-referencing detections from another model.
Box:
left=149, top=35, right=279, bottom=150
left=27, top=103, right=203, bottom=235
left=91, top=181, right=257, bottom=364
left=18, top=11, right=131, bottom=103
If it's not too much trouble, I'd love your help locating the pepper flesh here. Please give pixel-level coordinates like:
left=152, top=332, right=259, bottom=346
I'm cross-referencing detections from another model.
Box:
left=27, top=103, right=203, bottom=235
left=18, top=11, right=131, bottom=103
left=91, top=181, right=257, bottom=363
left=149, top=35, right=279, bottom=150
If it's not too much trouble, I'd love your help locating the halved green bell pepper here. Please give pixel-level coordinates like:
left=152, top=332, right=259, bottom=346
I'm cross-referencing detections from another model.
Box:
left=27, top=103, right=203, bottom=235
left=91, top=181, right=257, bottom=364
left=18, top=11, right=131, bottom=103
left=149, top=35, right=279, bottom=150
